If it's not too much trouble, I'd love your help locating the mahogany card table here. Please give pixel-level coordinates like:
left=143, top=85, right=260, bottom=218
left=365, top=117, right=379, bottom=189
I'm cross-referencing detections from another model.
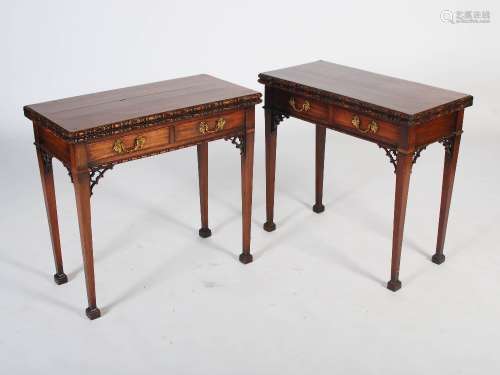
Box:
left=24, top=75, right=261, bottom=319
left=258, top=60, right=473, bottom=291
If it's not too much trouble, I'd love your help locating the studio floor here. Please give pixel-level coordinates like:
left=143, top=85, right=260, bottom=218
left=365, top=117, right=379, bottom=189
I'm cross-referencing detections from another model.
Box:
left=1, top=116, right=499, bottom=374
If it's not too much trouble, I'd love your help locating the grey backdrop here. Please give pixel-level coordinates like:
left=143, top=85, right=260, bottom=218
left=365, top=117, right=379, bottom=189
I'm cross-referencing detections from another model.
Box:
left=1, top=1, right=499, bottom=374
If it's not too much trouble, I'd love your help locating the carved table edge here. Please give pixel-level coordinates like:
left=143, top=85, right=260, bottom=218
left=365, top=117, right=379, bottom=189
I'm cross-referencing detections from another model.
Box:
left=258, top=75, right=473, bottom=127
left=24, top=94, right=261, bottom=144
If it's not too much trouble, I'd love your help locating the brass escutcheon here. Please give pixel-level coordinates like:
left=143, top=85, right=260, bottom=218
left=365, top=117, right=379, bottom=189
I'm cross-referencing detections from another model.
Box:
left=351, top=115, right=378, bottom=134
left=112, top=136, right=146, bottom=154
left=199, top=118, right=226, bottom=134
left=289, top=97, right=310, bottom=112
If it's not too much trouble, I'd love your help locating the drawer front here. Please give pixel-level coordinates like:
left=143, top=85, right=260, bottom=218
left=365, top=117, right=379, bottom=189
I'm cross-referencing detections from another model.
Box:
left=330, top=106, right=400, bottom=144
left=175, top=110, right=244, bottom=143
left=87, top=126, right=170, bottom=164
left=272, top=90, right=329, bottom=122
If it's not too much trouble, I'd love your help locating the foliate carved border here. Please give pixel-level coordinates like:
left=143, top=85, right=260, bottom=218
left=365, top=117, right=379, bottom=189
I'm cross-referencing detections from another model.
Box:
left=24, top=94, right=261, bottom=144
left=259, top=75, right=472, bottom=127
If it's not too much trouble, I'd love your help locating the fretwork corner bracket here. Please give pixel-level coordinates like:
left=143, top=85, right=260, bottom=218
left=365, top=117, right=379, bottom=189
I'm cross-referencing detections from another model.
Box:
left=34, top=143, right=53, bottom=174
left=439, top=131, right=462, bottom=156
left=379, top=145, right=398, bottom=173
left=64, top=164, right=73, bottom=183
left=439, top=137, right=454, bottom=155
left=89, top=165, right=114, bottom=196
left=224, top=135, right=245, bottom=155
left=378, top=145, right=427, bottom=173
left=270, top=109, right=290, bottom=132
left=63, top=164, right=114, bottom=196
left=41, top=150, right=53, bottom=174
left=412, top=146, right=426, bottom=165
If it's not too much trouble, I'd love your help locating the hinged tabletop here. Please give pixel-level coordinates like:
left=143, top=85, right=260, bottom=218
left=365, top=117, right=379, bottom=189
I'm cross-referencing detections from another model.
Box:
left=24, top=74, right=261, bottom=142
left=259, top=60, right=472, bottom=125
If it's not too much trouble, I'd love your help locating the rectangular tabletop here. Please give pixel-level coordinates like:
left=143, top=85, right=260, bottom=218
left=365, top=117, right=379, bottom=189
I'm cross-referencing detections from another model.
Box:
left=259, top=60, right=472, bottom=125
left=24, top=74, right=261, bottom=141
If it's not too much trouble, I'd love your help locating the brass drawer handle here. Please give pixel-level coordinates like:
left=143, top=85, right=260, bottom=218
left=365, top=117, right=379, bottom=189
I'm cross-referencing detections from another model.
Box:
left=199, top=118, right=226, bottom=134
left=289, top=97, right=310, bottom=112
left=112, top=136, right=146, bottom=154
left=351, top=115, right=378, bottom=134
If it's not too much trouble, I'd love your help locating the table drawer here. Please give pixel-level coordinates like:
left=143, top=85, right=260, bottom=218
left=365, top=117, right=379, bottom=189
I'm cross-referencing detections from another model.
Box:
left=175, top=110, right=244, bottom=143
left=272, top=90, right=329, bottom=123
left=331, top=106, right=400, bottom=144
left=87, top=126, right=170, bottom=164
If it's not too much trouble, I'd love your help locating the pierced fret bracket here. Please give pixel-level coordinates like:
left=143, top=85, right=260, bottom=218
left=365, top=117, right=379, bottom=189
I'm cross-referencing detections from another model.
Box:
left=439, top=130, right=463, bottom=156
left=61, top=164, right=114, bottom=196
left=379, top=145, right=398, bottom=173
left=40, top=150, right=53, bottom=174
left=89, top=165, right=114, bottom=196
left=34, top=143, right=53, bottom=174
left=439, top=137, right=454, bottom=156
left=225, top=135, right=245, bottom=155
left=64, top=165, right=74, bottom=183
left=35, top=139, right=113, bottom=196
left=379, top=144, right=428, bottom=173
left=412, top=146, right=427, bottom=165
left=269, top=108, right=290, bottom=133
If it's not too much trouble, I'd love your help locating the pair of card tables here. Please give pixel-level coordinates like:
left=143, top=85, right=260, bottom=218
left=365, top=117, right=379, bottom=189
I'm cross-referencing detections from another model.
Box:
left=24, top=61, right=473, bottom=319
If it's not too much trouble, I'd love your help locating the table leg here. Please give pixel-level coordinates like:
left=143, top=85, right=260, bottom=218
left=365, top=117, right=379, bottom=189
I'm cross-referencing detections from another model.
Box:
left=239, top=130, right=254, bottom=264
left=313, top=124, right=326, bottom=213
left=263, top=109, right=277, bottom=232
left=197, top=142, right=211, bottom=238
left=36, top=149, right=68, bottom=285
left=72, top=170, right=100, bottom=320
left=387, top=152, right=413, bottom=292
left=432, top=133, right=462, bottom=265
